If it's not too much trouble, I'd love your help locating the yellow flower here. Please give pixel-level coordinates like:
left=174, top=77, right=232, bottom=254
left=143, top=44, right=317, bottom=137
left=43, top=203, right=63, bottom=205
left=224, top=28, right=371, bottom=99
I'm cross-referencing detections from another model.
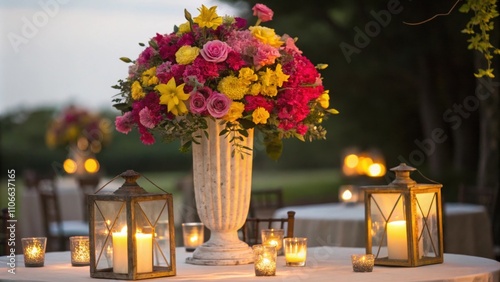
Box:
left=131, top=80, right=145, bottom=100
left=178, top=21, right=191, bottom=34
left=141, top=67, right=159, bottom=87
left=249, top=83, right=262, bottom=95
left=238, top=67, right=258, bottom=85
left=175, top=45, right=200, bottom=65
left=217, top=75, right=248, bottom=100
left=261, top=85, right=278, bottom=97
left=223, top=102, right=245, bottom=122
left=317, top=90, right=330, bottom=109
left=273, top=64, right=289, bottom=87
left=193, top=5, right=222, bottom=30
left=155, top=77, right=190, bottom=116
left=249, top=26, right=283, bottom=48
left=252, top=107, right=270, bottom=124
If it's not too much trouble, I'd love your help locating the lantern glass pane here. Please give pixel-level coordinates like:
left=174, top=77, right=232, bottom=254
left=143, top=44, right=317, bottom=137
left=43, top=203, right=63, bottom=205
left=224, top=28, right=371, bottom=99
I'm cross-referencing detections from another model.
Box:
left=92, top=200, right=126, bottom=270
left=416, top=192, right=440, bottom=258
left=370, top=193, right=406, bottom=259
left=137, top=200, right=172, bottom=268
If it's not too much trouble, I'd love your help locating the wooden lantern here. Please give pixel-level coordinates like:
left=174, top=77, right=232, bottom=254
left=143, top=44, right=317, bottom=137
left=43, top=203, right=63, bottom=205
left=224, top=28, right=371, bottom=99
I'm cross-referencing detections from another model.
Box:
left=362, top=163, right=443, bottom=267
left=88, top=170, right=176, bottom=280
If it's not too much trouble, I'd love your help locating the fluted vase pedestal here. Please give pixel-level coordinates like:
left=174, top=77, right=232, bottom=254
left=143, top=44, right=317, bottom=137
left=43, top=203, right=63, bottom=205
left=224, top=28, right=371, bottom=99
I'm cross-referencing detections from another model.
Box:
left=186, top=119, right=254, bottom=266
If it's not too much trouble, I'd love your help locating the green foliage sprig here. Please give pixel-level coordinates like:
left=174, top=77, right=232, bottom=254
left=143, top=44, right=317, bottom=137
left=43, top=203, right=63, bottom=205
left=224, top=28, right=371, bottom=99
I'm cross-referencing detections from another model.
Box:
left=460, top=0, right=500, bottom=78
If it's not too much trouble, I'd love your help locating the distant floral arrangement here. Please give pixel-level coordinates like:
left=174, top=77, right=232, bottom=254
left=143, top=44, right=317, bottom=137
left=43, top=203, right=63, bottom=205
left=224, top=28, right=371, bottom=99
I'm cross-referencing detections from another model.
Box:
left=113, top=3, right=337, bottom=159
left=46, top=106, right=112, bottom=152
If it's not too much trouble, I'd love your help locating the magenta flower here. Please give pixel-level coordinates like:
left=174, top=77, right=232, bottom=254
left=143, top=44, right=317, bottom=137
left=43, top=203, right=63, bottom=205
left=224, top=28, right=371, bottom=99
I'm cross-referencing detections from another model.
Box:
left=190, top=92, right=208, bottom=114
left=206, top=92, right=231, bottom=118
left=139, top=107, right=158, bottom=129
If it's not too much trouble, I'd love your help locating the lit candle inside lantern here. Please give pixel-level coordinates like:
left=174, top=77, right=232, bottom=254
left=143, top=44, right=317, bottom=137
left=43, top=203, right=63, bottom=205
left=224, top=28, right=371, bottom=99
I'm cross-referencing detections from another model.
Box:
left=387, top=220, right=408, bottom=260
left=112, top=227, right=153, bottom=274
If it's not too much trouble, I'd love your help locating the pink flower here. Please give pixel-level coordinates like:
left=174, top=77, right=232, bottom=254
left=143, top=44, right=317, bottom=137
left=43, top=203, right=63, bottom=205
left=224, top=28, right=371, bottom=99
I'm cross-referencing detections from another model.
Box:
left=115, top=112, right=134, bottom=134
left=206, top=92, right=231, bottom=118
left=200, top=40, right=232, bottom=63
left=189, top=92, right=208, bottom=114
left=139, top=107, right=158, bottom=129
left=252, top=4, right=273, bottom=22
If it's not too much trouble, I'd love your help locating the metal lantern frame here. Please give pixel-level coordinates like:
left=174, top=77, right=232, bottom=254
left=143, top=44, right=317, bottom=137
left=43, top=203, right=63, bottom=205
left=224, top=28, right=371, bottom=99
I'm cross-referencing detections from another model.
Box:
left=363, top=163, right=444, bottom=267
left=88, top=170, right=176, bottom=280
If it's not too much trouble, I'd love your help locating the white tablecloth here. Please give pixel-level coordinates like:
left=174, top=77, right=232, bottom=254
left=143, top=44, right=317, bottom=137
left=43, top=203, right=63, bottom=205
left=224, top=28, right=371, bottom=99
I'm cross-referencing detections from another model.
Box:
left=274, top=202, right=495, bottom=259
left=1, top=247, right=499, bottom=281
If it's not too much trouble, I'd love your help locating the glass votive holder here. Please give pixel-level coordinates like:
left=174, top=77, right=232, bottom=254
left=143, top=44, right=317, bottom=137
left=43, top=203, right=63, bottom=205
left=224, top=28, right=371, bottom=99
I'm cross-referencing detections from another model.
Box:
left=21, top=237, right=47, bottom=267
left=351, top=254, right=374, bottom=272
left=252, top=244, right=277, bottom=276
left=70, top=236, right=90, bottom=266
left=182, top=222, right=204, bottom=252
left=261, top=229, right=284, bottom=255
left=283, top=237, right=307, bottom=266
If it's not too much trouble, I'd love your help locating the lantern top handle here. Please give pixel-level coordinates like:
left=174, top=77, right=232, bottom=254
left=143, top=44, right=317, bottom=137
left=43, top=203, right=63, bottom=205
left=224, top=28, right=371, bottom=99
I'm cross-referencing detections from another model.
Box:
left=390, top=163, right=417, bottom=185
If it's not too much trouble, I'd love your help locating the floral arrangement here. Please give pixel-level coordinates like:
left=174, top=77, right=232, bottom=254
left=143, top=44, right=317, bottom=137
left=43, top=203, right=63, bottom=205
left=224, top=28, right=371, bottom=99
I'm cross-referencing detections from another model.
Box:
left=113, top=3, right=337, bottom=159
left=46, top=106, right=112, bottom=152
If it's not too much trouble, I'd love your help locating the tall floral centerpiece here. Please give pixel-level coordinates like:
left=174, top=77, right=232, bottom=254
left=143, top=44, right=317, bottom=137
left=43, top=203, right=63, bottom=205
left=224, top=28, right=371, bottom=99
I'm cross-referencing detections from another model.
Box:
left=46, top=106, right=112, bottom=177
left=113, top=3, right=338, bottom=265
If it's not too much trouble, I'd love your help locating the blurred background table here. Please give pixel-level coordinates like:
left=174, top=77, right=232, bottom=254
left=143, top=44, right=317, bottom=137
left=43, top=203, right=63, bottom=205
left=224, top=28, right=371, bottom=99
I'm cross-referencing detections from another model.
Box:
left=1, top=247, right=499, bottom=281
left=274, top=202, right=495, bottom=259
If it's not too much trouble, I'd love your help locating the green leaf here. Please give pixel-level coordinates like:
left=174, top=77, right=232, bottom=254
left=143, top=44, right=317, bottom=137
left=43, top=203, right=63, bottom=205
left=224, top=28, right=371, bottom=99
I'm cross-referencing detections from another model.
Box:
left=119, top=57, right=132, bottom=63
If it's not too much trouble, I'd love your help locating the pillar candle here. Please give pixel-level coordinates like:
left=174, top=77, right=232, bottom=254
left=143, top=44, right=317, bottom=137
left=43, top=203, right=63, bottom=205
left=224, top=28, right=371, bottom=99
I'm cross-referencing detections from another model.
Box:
left=112, top=227, right=153, bottom=274
left=387, top=220, right=408, bottom=260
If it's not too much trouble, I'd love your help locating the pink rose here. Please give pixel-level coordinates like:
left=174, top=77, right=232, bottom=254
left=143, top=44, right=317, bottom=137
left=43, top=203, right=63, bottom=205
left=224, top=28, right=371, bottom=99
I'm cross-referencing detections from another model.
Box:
left=200, top=40, right=231, bottom=63
left=252, top=4, right=273, bottom=22
left=115, top=112, right=134, bottom=134
left=189, top=92, right=208, bottom=114
left=207, top=92, right=231, bottom=118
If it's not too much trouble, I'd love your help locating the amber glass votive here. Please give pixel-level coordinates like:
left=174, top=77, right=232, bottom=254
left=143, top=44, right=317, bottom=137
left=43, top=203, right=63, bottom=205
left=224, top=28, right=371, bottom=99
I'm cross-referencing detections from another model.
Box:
left=70, top=236, right=90, bottom=266
left=252, top=244, right=277, bottom=276
left=351, top=254, right=374, bottom=272
left=182, top=222, right=204, bottom=252
left=283, top=237, right=307, bottom=266
left=22, top=237, right=47, bottom=267
left=261, top=229, right=284, bottom=254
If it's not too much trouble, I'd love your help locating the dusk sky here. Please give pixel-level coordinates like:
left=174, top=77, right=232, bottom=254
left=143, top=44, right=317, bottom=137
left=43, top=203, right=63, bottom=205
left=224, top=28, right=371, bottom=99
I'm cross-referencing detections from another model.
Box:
left=0, top=0, right=241, bottom=115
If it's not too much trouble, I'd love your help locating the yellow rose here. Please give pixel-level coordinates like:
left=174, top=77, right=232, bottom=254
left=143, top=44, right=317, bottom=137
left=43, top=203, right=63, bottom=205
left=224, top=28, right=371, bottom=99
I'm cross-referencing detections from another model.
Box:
left=141, top=67, right=159, bottom=87
left=249, top=26, right=283, bottom=48
left=317, top=90, right=330, bottom=109
left=252, top=107, right=270, bottom=124
left=175, top=45, right=200, bottom=65
left=238, top=67, right=258, bottom=85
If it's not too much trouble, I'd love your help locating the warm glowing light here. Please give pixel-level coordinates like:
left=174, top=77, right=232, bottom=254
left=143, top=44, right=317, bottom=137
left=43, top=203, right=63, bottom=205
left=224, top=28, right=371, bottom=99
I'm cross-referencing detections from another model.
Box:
left=358, top=156, right=373, bottom=174
left=341, top=190, right=353, bottom=201
left=63, top=159, right=77, bottom=174
left=84, top=158, right=100, bottom=173
left=77, top=137, right=89, bottom=151
left=367, top=163, right=386, bottom=177
left=344, top=154, right=359, bottom=168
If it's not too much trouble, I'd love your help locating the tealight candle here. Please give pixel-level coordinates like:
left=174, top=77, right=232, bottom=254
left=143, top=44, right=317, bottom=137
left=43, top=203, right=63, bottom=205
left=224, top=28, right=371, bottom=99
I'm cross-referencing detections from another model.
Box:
left=252, top=244, right=277, bottom=276
left=351, top=254, right=374, bottom=272
left=21, top=237, right=47, bottom=267
left=283, top=237, right=307, bottom=266
left=182, top=222, right=204, bottom=252
left=261, top=229, right=284, bottom=254
left=70, top=236, right=90, bottom=266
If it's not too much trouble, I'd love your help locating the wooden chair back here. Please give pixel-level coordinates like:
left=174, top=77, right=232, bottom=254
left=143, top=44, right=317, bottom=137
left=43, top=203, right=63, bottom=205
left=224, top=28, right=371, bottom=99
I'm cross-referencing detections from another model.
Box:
left=249, top=188, right=284, bottom=218
left=76, top=176, right=100, bottom=221
left=241, top=210, right=295, bottom=246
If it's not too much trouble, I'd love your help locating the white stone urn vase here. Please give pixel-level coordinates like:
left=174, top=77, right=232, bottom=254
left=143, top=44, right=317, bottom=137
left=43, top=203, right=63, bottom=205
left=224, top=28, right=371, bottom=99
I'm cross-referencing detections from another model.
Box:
left=186, top=118, right=254, bottom=265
